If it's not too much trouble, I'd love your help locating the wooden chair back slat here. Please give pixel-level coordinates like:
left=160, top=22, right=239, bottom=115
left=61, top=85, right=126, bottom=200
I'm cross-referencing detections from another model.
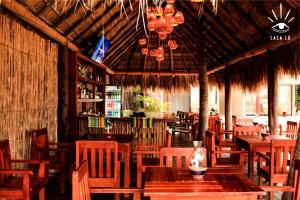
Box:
left=286, top=121, right=298, bottom=139
left=208, top=115, right=220, bottom=132
left=76, top=141, right=119, bottom=188
left=235, top=118, right=253, bottom=126
left=271, top=140, right=296, bottom=175
left=90, top=148, right=96, bottom=178
left=31, top=128, right=49, bottom=160
left=233, top=125, right=260, bottom=143
left=0, top=140, right=11, bottom=181
left=72, top=160, right=91, bottom=200
left=160, top=147, right=194, bottom=168
left=98, top=149, right=104, bottom=177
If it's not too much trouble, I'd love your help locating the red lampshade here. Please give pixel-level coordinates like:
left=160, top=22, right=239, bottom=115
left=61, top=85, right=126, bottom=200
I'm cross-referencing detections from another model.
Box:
left=156, top=54, right=164, bottom=62
left=168, top=40, right=178, bottom=50
left=142, top=48, right=148, bottom=54
left=149, top=49, right=157, bottom=57
left=147, top=20, right=157, bottom=31
left=170, top=16, right=178, bottom=26
left=155, top=7, right=164, bottom=16
left=139, top=38, right=147, bottom=45
left=158, top=33, right=166, bottom=40
left=157, top=46, right=164, bottom=55
left=164, top=4, right=175, bottom=16
left=175, top=11, right=184, bottom=24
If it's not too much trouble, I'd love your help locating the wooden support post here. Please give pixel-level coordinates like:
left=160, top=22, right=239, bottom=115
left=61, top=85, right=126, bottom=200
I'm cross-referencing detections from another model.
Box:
left=225, top=72, right=232, bottom=130
left=57, top=45, right=69, bottom=141
left=197, top=19, right=208, bottom=142
left=267, top=50, right=278, bottom=135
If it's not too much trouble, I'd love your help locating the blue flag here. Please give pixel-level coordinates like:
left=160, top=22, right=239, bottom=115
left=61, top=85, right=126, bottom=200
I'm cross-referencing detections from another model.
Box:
left=91, top=35, right=110, bottom=63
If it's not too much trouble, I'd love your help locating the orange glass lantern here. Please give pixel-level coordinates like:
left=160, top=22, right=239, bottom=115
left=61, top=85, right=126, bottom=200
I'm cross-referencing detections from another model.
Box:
left=175, top=11, right=184, bottom=24
left=142, top=48, right=148, bottom=54
left=139, top=38, right=147, bottom=45
left=147, top=20, right=157, bottom=31
left=170, top=16, right=178, bottom=26
left=157, top=46, right=164, bottom=55
left=149, top=49, right=157, bottom=57
left=155, top=7, right=164, bottom=16
left=156, top=54, right=164, bottom=62
left=159, top=33, right=167, bottom=40
left=164, top=4, right=175, bottom=16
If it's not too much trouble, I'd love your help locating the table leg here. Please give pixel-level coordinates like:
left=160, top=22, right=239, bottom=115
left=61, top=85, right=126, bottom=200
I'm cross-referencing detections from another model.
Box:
left=248, top=145, right=254, bottom=180
left=124, top=145, right=130, bottom=197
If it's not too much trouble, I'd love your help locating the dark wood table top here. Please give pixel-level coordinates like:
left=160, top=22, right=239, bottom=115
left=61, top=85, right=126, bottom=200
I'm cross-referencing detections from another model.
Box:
left=144, top=167, right=265, bottom=197
left=236, top=135, right=291, bottom=144
left=79, top=134, right=133, bottom=143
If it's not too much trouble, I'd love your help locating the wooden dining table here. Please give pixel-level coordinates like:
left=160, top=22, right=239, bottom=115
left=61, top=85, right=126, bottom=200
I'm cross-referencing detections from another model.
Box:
left=144, top=167, right=265, bottom=200
left=235, top=134, right=291, bottom=180
left=79, top=134, right=133, bottom=189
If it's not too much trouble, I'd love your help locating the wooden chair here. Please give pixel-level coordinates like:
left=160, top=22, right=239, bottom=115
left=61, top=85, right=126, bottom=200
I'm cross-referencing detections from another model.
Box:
left=282, top=121, right=298, bottom=139
left=235, top=118, right=254, bottom=126
left=205, top=131, right=245, bottom=173
left=257, top=139, right=296, bottom=200
left=135, top=131, right=171, bottom=188
left=261, top=159, right=300, bottom=200
left=233, top=125, right=261, bottom=143
left=76, top=140, right=121, bottom=199
left=160, top=147, right=194, bottom=168
left=215, top=120, right=234, bottom=146
left=208, top=115, right=220, bottom=132
left=0, top=140, right=48, bottom=200
left=73, top=160, right=142, bottom=200
left=31, top=128, right=73, bottom=193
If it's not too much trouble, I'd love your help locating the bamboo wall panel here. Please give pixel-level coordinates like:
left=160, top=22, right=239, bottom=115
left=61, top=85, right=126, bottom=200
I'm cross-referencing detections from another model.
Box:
left=0, top=13, right=58, bottom=159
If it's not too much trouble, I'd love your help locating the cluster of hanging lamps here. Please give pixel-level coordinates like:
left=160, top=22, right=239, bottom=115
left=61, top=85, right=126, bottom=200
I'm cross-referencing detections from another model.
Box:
left=146, top=1, right=184, bottom=39
left=138, top=0, right=183, bottom=62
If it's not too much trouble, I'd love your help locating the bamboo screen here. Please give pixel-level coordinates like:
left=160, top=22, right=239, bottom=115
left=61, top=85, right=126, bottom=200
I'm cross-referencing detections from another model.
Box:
left=0, top=13, right=58, bottom=159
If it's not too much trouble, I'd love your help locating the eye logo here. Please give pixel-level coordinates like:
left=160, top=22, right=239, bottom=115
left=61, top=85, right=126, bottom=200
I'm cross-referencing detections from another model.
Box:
left=268, top=3, right=294, bottom=34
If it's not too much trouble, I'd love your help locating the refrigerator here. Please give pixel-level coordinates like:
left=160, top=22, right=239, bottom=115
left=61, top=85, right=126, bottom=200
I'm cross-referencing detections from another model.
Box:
left=105, top=86, right=122, bottom=117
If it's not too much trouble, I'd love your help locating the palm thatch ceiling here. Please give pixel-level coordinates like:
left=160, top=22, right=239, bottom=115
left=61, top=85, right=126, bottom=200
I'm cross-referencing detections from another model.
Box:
left=8, top=0, right=300, bottom=75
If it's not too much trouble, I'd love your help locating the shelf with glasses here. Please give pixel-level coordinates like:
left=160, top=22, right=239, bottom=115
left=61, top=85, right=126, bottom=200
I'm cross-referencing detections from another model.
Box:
left=77, top=99, right=104, bottom=103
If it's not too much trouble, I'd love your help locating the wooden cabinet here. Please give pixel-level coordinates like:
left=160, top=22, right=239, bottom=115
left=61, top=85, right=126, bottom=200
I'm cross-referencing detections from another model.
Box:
left=68, top=51, right=106, bottom=138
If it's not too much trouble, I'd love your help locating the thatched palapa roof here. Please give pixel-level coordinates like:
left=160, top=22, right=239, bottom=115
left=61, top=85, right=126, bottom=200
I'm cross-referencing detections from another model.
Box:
left=2, top=0, right=299, bottom=90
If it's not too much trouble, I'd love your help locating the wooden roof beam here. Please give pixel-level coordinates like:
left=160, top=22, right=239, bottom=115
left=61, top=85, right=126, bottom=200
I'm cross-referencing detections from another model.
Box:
left=180, top=1, right=242, bottom=53
left=72, top=2, right=120, bottom=43
left=113, top=71, right=199, bottom=76
left=63, top=2, right=107, bottom=35
left=109, top=29, right=144, bottom=67
left=207, top=29, right=300, bottom=75
left=230, top=1, right=269, bottom=40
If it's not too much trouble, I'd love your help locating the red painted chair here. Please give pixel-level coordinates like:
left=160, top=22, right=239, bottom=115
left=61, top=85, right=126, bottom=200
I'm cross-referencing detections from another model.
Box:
left=281, top=121, right=298, bottom=139
left=257, top=139, right=296, bottom=200
left=160, top=147, right=194, bottom=168
left=0, top=140, right=48, bottom=200
left=205, top=131, right=245, bottom=173
left=31, top=128, right=73, bottom=193
left=261, top=159, right=300, bottom=200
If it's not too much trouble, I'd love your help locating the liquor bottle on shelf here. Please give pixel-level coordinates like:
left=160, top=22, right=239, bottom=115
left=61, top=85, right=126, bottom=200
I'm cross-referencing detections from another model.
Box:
left=81, top=84, right=86, bottom=99
left=89, top=89, right=93, bottom=99
left=96, top=73, right=100, bottom=82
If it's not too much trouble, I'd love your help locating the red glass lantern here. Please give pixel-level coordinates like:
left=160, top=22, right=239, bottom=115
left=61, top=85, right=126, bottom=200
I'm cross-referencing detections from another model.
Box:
left=142, top=48, right=148, bottom=54
left=149, top=49, right=157, bottom=57
left=168, top=40, right=178, bottom=50
left=159, top=33, right=167, bottom=40
left=156, top=54, right=164, bottom=62
left=147, top=20, right=157, bottom=31
left=139, top=38, right=147, bottom=45
left=164, top=4, right=175, bottom=16
left=155, top=7, right=164, bottom=16
left=175, top=11, right=184, bottom=24
left=157, top=46, right=164, bottom=55
left=170, top=16, right=178, bottom=26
